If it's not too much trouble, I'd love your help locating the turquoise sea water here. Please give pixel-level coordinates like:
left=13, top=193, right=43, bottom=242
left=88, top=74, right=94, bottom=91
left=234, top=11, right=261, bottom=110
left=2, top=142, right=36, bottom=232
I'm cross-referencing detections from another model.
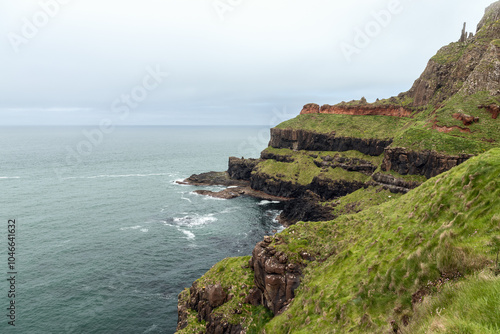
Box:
left=0, top=126, right=282, bottom=333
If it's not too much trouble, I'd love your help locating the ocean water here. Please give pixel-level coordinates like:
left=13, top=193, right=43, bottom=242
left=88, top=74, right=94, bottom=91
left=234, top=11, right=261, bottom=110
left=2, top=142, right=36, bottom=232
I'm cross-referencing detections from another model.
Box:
left=0, top=126, right=283, bottom=333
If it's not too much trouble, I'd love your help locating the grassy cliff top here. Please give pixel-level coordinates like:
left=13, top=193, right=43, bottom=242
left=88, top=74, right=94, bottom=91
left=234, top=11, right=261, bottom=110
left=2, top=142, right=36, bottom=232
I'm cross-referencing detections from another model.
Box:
left=275, top=114, right=410, bottom=140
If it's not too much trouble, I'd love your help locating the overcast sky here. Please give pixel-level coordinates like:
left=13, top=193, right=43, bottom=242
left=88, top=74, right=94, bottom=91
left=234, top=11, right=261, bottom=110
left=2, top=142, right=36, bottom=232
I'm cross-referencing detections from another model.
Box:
left=0, top=0, right=494, bottom=125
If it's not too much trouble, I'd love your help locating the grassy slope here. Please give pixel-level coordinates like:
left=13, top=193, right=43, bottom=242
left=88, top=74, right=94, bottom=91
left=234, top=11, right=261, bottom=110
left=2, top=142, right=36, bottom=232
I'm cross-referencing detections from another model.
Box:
left=263, top=148, right=500, bottom=333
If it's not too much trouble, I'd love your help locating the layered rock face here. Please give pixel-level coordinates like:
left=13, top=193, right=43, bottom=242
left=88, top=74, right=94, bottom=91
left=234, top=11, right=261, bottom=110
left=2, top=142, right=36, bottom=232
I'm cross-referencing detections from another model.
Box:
left=249, top=236, right=302, bottom=315
left=381, top=148, right=474, bottom=178
left=300, top=104, right=412, bottom=117
left=249, top=172, right=367, bottom=200
left=227, top=157, right=261, bottom=180
left=277, top=191, right=336, bottom=226
left=178, top=282, right=243, bottom=334
left=269, top=128, right=392, bottom=156
left=371, top=173, right=421, bottom=193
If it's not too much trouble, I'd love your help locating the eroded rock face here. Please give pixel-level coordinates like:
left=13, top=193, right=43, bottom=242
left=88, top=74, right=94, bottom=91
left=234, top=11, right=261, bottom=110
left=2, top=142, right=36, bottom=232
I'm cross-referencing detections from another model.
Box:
left=300, top=104, right=412, bottom=118
left=381, top=147, right=474, bottom=179
left=228, top=157, right=261, bottom=181
left=301, top=103, right=320, bottom=114
left=479, top=104, right=500, bottom=119
left=278, top=191, right=336, bottom=226
left=269, top=128, right=392, bottom=156
left=250, top=172, right=368, bottom=200
left=314, top=154, right=377, bottom=175
left=177, top=282, right=243, bottom=334
left=249, top=237, right=302, bottom=315
left=452, top=112, right=480, bottom=126
left=179, top=171, right=248, bottom=187
left=371, top=173, right=422, bottom=194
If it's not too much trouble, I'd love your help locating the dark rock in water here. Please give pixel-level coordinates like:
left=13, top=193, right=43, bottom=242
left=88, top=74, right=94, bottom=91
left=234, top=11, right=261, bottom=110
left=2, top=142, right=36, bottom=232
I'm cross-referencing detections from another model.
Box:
left=177, top=171, right=248, bottom=187
left=194, top=187, right=289, bottom=201
left=269, top=128, right=392, bottom=156
left=194, top=189, right=242, bottom=199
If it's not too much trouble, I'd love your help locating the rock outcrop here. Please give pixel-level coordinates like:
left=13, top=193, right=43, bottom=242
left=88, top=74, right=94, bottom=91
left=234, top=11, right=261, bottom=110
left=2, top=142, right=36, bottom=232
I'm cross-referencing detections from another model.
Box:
left=249, top=236, right=302, bottom=315
left=178, top=171, right=248, bottom=187
left=228, top=157, right=261, bottom=181
left=381, top=147, right=474, bottom=178
left=277, top=191, right=336, bottom=226
left=479, top=104, right=500, bottom=119
left=177, top=282, right=243, bottom=334
left=314, top=154, right=377, bottom=175
left=406, top=3, right=500, bottom=107
left=269, top=128, right=392, bottom=156
left=371, top=173, right=422, bottom=194
left=300, top=104, right=412, bottom=118
left=250, top=172, right=368, bottom=200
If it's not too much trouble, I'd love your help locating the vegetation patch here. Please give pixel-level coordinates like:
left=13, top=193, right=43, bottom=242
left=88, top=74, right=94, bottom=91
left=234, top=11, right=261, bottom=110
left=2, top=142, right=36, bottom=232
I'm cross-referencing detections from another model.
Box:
left=324, top=186, right=402, bottom=218
left=275, top=114, right=410, bottom=140
left=431, top=41, right=469, bottom=65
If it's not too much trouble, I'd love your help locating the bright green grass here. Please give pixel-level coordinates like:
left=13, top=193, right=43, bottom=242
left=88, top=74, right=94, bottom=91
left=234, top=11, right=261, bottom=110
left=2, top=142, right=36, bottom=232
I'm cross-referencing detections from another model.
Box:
left=392, top=126, right=492, bottom=155
left=262, top=148, right=500, bottom=333
left=403, top=271, right=500, bottom=334
left=431, top=41, right=469, bottom=65
left=324, top=186, right=402, bottom=217
left=262, top=147, right=384, bottom=166
left=275, top=114, right=410, bottom=140
left=254, top=155, right=320, bottom=185
left=177, top=257, right=273, bottom=334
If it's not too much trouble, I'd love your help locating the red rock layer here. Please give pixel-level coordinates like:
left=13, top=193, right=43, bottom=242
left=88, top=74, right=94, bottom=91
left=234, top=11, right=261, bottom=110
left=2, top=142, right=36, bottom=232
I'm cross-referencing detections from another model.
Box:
left=300, top=104, right=412, bottom=118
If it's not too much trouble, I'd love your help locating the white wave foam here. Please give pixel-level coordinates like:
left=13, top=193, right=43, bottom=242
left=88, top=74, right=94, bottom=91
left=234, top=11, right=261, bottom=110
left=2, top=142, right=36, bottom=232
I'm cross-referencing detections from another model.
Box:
left=0, top=176, right=20, bottom=179
left=203, top=196, right=226, bottom=201
left=179, top=229, right=195, bottom=240
left=180, top=194, right=192, bottom=203
left=220, top=207, right=240, bottom=214
left=172, top=214, right=217, bottom=227
left=258, top=200, right=281, bottom=206
left=120, top=225, right=142, bottom=231
left=140, top=228, right=149, bottom=233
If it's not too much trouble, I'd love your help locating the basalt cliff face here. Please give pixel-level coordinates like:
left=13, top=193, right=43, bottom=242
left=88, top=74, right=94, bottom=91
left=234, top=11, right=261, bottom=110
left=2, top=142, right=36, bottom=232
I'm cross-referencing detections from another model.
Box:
left=268, top=128, right=391, bottom=156
left=177, top=2, right=500, bottom=333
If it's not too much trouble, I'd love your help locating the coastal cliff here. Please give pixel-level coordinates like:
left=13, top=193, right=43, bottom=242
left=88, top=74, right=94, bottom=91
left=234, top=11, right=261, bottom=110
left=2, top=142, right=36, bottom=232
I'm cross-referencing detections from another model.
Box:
left=176, top=2, right=500, bottom=333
